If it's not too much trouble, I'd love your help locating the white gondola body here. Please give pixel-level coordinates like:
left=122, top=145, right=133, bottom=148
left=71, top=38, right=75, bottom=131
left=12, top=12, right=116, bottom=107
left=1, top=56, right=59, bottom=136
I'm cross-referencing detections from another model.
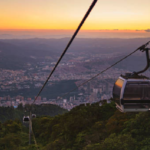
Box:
left=113, top=76, right=150, bottom=112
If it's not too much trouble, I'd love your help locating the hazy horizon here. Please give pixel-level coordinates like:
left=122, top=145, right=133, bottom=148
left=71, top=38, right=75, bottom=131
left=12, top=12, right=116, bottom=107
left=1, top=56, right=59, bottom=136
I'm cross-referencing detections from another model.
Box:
left=0, top=29, right=150, bottom=39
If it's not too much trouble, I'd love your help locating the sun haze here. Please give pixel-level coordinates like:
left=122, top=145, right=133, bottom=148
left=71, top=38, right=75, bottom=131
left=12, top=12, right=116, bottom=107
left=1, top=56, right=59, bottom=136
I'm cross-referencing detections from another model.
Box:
left=0, top=0, right=150, bottom=30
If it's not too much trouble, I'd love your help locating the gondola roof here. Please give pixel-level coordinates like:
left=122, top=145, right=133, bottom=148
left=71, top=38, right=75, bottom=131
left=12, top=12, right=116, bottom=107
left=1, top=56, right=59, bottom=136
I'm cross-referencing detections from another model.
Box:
left=120, top=73, right=150, bottom=80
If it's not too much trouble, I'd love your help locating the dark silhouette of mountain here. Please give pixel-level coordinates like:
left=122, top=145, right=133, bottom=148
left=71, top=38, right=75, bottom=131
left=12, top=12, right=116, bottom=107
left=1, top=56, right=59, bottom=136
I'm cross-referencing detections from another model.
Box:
left=0, top=40, right=58, bottom=69
left=0, top=38, right=149, bottom=70
left=109, top=53, right=148, bottom=72
left=2, top=38, right=150, bottom=53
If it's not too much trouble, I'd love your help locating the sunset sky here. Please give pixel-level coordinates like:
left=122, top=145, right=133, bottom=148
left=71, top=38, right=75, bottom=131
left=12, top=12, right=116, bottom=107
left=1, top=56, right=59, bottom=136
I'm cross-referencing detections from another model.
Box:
left=0, top=0, right=150, bottom=30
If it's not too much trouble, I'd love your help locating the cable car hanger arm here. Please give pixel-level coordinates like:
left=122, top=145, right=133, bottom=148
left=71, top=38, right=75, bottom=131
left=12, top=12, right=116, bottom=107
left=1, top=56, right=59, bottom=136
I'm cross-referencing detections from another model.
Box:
left=137, top=41, right=150, bottom=51
left=134, top=41, right=150, bottom=75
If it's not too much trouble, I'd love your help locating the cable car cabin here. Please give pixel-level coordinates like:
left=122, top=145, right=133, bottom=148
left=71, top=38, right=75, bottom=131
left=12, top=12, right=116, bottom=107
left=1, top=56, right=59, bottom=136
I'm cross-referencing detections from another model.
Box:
left=23, top=116, right=30, bottom=123
left=32, top=114, right=36, bottom=118
left=113, top=75, right=150, bottom=112
left=113, top=43, right=150, bottom=112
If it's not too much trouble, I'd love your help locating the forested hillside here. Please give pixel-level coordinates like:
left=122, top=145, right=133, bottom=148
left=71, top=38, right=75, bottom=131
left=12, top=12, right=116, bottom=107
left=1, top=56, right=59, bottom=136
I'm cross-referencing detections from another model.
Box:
left=1, top=102, right=150, bottom=149
left=0, top=104, right=67, bottom=123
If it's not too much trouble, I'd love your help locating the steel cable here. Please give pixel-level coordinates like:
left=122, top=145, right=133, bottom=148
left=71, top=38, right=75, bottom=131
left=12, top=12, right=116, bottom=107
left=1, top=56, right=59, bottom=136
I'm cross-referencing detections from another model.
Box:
left=29, top=0, right=98, bottom=149
left=57, top=41, right=150, bottom=100
left=32, top=0, right=98, bottom=105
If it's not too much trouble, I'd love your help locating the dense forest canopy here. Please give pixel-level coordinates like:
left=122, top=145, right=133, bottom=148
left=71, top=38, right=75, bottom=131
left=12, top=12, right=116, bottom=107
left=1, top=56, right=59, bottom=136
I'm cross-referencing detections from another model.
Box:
left=1, top=102, right=150, bottom=149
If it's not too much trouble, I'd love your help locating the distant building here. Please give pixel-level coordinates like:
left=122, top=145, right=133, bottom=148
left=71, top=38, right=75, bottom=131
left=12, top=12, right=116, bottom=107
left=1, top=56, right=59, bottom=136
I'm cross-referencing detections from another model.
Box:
left=27, top=98, right=31, bottom=101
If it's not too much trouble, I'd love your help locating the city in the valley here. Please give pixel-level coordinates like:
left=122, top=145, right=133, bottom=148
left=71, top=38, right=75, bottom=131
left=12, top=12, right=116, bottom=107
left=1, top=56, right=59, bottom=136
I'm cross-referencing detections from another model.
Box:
left=0, top=38, right=149, bottom=110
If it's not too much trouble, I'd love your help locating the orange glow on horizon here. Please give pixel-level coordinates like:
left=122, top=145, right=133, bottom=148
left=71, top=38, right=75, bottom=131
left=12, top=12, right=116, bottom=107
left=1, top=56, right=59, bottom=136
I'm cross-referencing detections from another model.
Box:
left=0, top=29, right=147, bottom=33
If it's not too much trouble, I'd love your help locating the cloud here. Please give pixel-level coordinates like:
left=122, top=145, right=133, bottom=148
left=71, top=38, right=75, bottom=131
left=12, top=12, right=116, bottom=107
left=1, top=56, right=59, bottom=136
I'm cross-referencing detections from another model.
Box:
left=145, top=29, right=150, bottom=32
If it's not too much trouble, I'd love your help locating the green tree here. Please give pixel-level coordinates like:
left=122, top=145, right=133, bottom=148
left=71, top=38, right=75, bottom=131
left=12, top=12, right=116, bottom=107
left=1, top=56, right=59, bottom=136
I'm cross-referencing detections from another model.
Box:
left=84, top=134, right=137, bottom=150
